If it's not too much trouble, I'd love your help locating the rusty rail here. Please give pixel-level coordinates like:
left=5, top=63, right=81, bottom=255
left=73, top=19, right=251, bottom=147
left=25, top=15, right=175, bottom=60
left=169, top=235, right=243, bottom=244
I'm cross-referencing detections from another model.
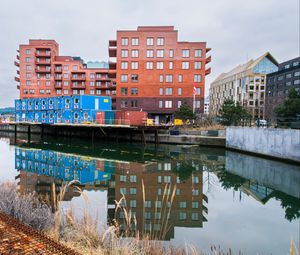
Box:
left=0, top=211, right=80, bottom=255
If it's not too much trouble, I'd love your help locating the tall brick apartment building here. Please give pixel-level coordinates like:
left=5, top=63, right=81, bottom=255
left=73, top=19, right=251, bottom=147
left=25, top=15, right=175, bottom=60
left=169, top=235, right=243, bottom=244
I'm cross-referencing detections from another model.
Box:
left=15, top=27, right=211, bottom=122
left=109, top=26, right=211, bottom=123
left=15, top=39, right=115, bottom=102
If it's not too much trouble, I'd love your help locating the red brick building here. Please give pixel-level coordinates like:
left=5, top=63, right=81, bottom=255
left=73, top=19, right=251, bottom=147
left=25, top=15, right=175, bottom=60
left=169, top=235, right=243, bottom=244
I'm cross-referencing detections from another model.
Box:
left=15, top=39, right=115, bottom=102
left=15, top=27, right=211, bottom=121
left=109, top=26, right=211, bottom=123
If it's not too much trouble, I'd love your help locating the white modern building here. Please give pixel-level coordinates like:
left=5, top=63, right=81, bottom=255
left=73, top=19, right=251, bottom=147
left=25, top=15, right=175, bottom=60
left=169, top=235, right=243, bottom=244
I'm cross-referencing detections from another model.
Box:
left=209, top=52, right=278, bottom=119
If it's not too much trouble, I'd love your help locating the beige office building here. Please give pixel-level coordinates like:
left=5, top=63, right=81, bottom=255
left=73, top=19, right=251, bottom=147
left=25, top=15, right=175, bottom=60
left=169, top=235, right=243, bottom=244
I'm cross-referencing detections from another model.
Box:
left=209, top=52, right=278, bottom=119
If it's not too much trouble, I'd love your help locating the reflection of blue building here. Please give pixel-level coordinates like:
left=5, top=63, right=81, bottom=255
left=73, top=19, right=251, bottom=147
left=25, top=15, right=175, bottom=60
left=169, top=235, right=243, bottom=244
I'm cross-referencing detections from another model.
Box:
left=15, top=148, right=113, bottom=185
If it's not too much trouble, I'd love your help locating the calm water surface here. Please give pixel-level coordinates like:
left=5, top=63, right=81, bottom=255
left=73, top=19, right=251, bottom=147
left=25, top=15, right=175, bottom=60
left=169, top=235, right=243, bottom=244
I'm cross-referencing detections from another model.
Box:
left=0, top=132, right=299, bottom=255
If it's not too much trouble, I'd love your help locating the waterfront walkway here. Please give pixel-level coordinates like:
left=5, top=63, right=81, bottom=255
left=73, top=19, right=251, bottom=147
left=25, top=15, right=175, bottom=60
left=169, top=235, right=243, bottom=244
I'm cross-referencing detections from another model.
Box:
left=0, top=211, right=79, bottom=255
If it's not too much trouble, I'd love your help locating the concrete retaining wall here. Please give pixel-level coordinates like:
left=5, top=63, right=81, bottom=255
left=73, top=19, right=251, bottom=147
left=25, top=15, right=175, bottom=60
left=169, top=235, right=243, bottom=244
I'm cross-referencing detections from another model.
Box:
left=226, top=127, right=300, bottom=163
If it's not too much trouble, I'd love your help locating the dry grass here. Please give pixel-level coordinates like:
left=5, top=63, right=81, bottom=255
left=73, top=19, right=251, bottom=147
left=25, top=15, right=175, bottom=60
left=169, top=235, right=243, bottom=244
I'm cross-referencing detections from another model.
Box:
left=0, top=181, right=236, bottom=255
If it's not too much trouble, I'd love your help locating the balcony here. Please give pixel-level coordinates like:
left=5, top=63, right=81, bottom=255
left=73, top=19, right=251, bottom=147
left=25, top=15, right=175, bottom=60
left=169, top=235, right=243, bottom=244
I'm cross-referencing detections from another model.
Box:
left=54, top=76, right=62, bottom=80
left=109, top=48, right=117, bottom=58
left=71, top=83, right=86, bottom=89
left=109, top=40, right=117, bottom=47
left=206, top=48, right=211, bottom=53
left=16, top=55, right=20, bottom=60
left=71, top=76, right=86, bottom=81
left=55, top=83, right=62, bottom=88
left=95, top=75, right=110, bottom=81
left=36, top=67, right=51, bottom=73
left=14, top=77, right=20, bottom=82
left=36, top=49, right=51, bottom=57
left=36, top=59, right=51, bottom=65
left=206, top=56, right=211, bottom=64
left=108, top=72, right=116, bottom=79
left=109, top=61, right=116, bottom=70
left=55, top=65, right=62, bottom=72
left=16, top=70, right=20, bottom=75
left=14, top=61, right=19, bottom=67
left=205, top=67, right=211, bottom=75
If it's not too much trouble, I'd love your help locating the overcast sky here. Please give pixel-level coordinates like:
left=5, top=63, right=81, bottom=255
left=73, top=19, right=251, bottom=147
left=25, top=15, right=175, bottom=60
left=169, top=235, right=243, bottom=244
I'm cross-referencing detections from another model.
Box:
left=0, top=0, right=299, bottom=107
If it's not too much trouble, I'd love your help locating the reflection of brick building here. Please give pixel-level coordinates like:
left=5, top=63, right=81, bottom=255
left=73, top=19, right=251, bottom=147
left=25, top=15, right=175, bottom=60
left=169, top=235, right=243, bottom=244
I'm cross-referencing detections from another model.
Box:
left=114, top=161, right=206, bottom=240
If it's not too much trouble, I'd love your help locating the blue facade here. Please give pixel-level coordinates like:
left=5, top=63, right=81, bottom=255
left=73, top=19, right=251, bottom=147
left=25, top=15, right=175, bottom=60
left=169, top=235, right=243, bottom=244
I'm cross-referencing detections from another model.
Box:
left=62, top=110, right=72, bottom=124
left=48, top=98, right=55, bottom=110
left=34, top=98, right=41, bottom=111
left=15, top=147, right=112, bottom=184
left=21, top=99, right=28, bottom=111
left=41, top=98, right=48, bottom=111
left=27, top=99, right=34, bottom=111
left=15, top=100, right=21, bottom=111
left=47, top=111, right=55, bottom=124
left=72, top=95, right=111, bottom=111
left=55, top=111, right=63, bottom=123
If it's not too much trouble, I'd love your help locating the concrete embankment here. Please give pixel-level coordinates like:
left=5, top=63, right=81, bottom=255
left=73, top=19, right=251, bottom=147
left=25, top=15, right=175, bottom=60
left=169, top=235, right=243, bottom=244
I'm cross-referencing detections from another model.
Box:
left=0, top=124, right=226, bottom=147
left=226, top=127, right=300, bottom=163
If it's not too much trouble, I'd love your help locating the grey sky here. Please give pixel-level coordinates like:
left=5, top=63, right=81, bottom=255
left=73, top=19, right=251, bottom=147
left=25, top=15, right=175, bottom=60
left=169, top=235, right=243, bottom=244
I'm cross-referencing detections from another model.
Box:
left=0, top=0, right=299, bottom=107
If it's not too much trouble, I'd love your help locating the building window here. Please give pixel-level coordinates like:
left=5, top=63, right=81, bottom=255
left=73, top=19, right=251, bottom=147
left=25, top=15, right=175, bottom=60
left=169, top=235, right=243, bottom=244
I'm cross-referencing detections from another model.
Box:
left=120, top=175, right=126, bottom=182
left=169, top=62, right=173, bottom=69
left=182, top=62, right=189, bottom=69
left=121, top=75, right=128, bottom=82
left=147, top=50, right=154, bottom=58
left=194, top=61, right=202, bottom=69
left=63, top=90, right=68, bottom=95
left=294, top=80, right=300, bottom=85
left=293, top=61, right=299, bottom=66
left=131, top=74, right=138, bottom=82
left=144, top=201, right=151, bottom=208
left=195, top=100, right=201, bottom=108
left=159, top=88, right=163, bottom=95
left=156, top=62, right=164, bottom=70
left=159, top=74, right=164, bottom=82
left=120, top=100, right=127, bottom=108
left=131, top=100, right=138, bottom=108
left=130, top=188, right=137, bottom=195
left=157, top=50, right=164, bottom=58
left=165, top=101, right=172, bottom=108
left=90, top=90, right=94, bottom=95
left=26, top=80, right=31, bottom=86
left=63, top=81, right=68, bottom=86
left=192, top=176, right=199, bottom=184
left=182, top=49, right=190, bottom=58
left=26, top=65, right=32, bottom=71
left=131, top=50, right=139, bottom=58
left=285, top=73, right=292, bottom=79
left=177, top=100, right=182, bottom=108
left=294, top=71, right=300, bottom=77
left=25, top=57, right=31, bottom=63
left=26, top=73, right=31, bottom=79
left=166, top=75, right=173, bottom=83
left=179, top=212, right=187, bottom=220
left=146, top=37, right=154, bottom=46
left=176, top=189, right=181, bottom=195
left=195, top=49, right=202, bottom=57
left=194, top=75, right=202, bottom=82
left=278, top=76, right=283, bottom=81
left=155, top=201, right=162, bottom=208
left=195, top=87, right=201, bottom=95
left=121, top=50, right=128, bottom=58
left=191, top=212, right=199, bottom=221
left=169, top=49, right=174, bottom=58
left=25, top=49, right=31, bottom=54
left=157, top=37, right=164, bottom=46
left=73, top=65, right=78, bottom=71
left=131, top=88, right=138, bottom=95
left=166, top=88, right=173, bottom=95
left=63, top=73, right=69, bottom=79
left=131, top=61, right=138, bottom=70
left=146, top=62, right=153, bottom=69
left=178, top=88, right=182, bottom=95
left=130, top=200, right=136, bottom=208
left=284, top=64, right=290, bottom=69
left=131, top=38, right=139, bottom=46
left=121, top=37, right=129, bottom=46
left=178, top=74, right=183, bottom=83
left=46, top=90, right=51, bottom=94
left=46, top=81, right=50, bottom=86
left=63, top=65, right=68, bottom=71
left=159, top=101, right=163, bottom=108
left=179, top=202, right=187, bottom=208
left=130, top=175, right=137, bottom=182
left=120, top=188, right=126, bottom=195
left=39, top=89, right=44, bottom=94
left=192, top=202, right=199, bottom=209
left=121, top=87, right=128, bottom=95
left=121, top=62, right=128, bottom=70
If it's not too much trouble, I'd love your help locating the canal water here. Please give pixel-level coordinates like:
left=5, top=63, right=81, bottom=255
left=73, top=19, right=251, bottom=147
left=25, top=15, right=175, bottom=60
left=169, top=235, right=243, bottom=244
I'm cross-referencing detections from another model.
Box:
left=0, top=132, right=299, bottom=255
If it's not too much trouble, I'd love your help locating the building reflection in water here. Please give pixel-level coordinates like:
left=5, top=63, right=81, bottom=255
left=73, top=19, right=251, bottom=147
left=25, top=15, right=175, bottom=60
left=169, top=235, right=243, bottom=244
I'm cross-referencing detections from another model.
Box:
left=13, top=142, right=300, bottom=240
left=14, top=146, right=208, bottom=240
